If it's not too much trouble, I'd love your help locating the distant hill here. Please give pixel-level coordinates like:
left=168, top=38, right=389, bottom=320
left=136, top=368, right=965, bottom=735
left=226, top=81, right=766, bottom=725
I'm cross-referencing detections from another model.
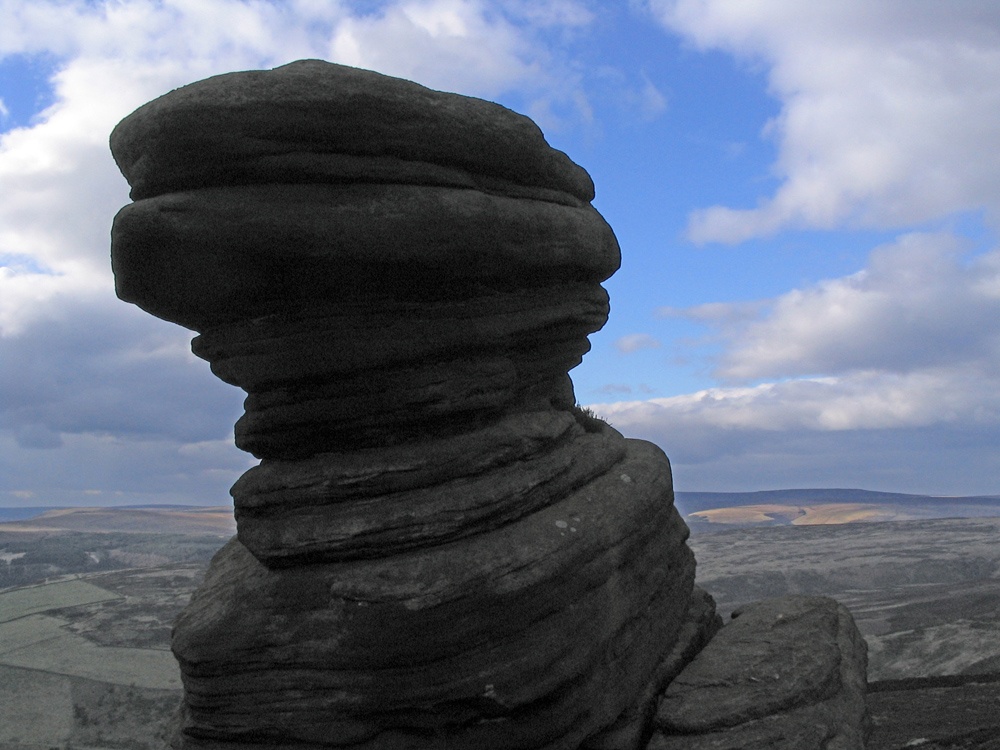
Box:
left=0, top=507, right=64, bottom=523
left=0, top=506, right=235, bottom=536
left=5, top=490, right=1000, bottom=535
left=674, top=489, right=1000, bottom=530
left=675, top=488, right=1000, bottom=513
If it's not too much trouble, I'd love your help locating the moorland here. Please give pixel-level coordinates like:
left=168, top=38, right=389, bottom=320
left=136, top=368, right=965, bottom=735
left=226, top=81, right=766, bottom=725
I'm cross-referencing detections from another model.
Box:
left=2, top=497, right=999, bottom=749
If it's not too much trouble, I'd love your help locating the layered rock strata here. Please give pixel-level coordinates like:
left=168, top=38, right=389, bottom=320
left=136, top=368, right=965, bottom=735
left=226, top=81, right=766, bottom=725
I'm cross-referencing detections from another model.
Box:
left=110, top=60, right=701, bottom=749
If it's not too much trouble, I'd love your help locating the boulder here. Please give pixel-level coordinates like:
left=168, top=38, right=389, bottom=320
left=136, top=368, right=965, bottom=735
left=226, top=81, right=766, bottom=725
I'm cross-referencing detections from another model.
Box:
left=583, top=586, right=722, bottom=750
left=111, top=184, right=619, bottom=331
left=109, top=60, right=701, bottom=749
left=649, top=596, right=870, bottom=749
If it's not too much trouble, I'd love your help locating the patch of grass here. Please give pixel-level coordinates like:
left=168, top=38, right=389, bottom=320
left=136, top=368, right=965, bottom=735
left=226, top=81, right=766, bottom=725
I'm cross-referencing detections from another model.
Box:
left=0, top=578, right=121, bottom=623
left=0, top=614, right=181, bottom=689
left=571, top=404, right=610, bottom=433
left=0, top=664, right=74, bottom=746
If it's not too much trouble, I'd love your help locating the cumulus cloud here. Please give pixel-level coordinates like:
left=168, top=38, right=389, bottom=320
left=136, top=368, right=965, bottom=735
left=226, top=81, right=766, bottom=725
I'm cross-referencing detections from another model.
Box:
left=0, top=432, right=253, bottom=505
left=331, top=0, right=550, bottom=97
left=590, top=228, right=1000, bottom=494
left=672, top=233, right=1000, bottom=382
left=590, top=230, right=1000, bottom=493
left=0, top=0, right=597, bottom=505
left=588, top=366, right=1000, bottom=493
left=595, top=366, right=1000, bottom=435
left=611, top=231, right=1000, bottom=431
left=648, top=0, right=1000, bottom=242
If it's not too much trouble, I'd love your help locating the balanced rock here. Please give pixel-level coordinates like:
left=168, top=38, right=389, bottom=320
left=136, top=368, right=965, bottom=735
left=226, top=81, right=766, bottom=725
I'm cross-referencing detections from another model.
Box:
left=110, top=61, right=705, bottom=749
left=649, top=596, right=870, bottom=749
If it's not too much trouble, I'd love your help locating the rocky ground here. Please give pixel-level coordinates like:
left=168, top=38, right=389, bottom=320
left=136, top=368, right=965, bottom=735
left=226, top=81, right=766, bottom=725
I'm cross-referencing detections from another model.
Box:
left=3, top=508, right=1000, bottom=747
left=867, top=674, right=1000, bottom=749
left=689, top=518, right=1000, bottom=748
left=689, top=517, right=1000, bottom=681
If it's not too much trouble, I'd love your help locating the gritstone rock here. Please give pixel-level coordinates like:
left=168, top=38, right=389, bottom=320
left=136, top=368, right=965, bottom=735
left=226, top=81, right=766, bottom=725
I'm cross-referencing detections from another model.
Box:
left=109, top=60, right=705, bottom=749
left=649, top=595, right=870, bottom=750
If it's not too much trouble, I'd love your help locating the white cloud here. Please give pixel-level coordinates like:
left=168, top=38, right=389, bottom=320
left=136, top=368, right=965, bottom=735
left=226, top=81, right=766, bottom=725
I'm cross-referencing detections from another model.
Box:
left=0, top=0, right=600, bottom=505
left=627, top=72, right=668, bottom=121
left=649, top=0, right=1000, bottom=242
left=671, top=232, right=1000, bottom=382
left=615, top=332, right=663, bottom=353
left=0, top=431, right=253, bottom=504
left=591, top=228, right=1000, bottom=492
left=330, top=0, right=542, bottom=96
left=327, top=0, right=598, bottom=127
left=588, top=369, right=1000, bottom=493
left=594, top=366, right=1000, bottom=435
left=612, top=230, right=1000, bottom=429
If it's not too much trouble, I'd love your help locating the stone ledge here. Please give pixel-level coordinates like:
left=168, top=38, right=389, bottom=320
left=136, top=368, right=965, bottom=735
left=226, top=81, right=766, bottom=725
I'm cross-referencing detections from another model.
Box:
left=649, top=595, right=869, bottom=750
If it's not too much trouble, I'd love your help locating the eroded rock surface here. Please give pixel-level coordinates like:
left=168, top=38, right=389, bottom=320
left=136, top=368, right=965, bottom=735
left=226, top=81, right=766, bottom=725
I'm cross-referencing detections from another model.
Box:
left=110, top=60, right=703, bottom=749
left=649, top=596, right=870, bottom=749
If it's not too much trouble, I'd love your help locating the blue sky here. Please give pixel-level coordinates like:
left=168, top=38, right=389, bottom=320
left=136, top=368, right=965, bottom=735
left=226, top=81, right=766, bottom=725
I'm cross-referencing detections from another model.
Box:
left=2, top=0, right=1000, bottom=505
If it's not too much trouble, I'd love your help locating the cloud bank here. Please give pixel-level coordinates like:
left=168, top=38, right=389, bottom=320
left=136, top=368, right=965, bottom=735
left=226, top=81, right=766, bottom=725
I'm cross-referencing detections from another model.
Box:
left=564, top=1, right=1000, bottom=493
left=0, top=0, right=599, bottom=506
left=594, top=231, right=1000, bottom=492
left=650, top=0, right=1000, bottom=243
left=3, top=0, right=999, bottom=502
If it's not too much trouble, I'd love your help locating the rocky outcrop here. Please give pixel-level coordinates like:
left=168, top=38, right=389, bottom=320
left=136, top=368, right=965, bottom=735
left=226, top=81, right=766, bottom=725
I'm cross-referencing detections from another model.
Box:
left=110, top=60, right=703, bottom=749
left=649, top=595, right=870, bottom=749
left=584, top=586, right=722, bottom=750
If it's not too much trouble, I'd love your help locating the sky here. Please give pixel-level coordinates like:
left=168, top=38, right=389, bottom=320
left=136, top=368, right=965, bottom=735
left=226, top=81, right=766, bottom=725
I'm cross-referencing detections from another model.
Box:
left=2, top=0, right=1000, bottom=507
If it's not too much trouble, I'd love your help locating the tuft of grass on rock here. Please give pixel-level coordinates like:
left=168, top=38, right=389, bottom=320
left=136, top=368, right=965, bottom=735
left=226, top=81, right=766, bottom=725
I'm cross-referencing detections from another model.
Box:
left=571, top=404, right=610, bottom=434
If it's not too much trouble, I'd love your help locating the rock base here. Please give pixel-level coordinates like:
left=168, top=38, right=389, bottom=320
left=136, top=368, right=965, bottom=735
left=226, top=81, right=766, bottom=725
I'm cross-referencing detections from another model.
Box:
left=648, top=596, right=870, bottom=750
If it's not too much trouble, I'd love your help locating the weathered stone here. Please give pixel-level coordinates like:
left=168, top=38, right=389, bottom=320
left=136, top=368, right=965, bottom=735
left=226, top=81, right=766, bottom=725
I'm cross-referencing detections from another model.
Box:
left=649, top=596, right=870, bottom=749
left=110, top=59, right=594, bottom=203
left=112, top=184, right=619, bottom=331
left=172, top=440, right=694, bottom=748
left=110, top=60, right=700, bottom=749
left=582, top=586, right=722, bottom=750
left=233, top=417, right=628, bottom=564
left=110, top=57, right=878, bottom=750
left=190, top=294, right=607, bottom=459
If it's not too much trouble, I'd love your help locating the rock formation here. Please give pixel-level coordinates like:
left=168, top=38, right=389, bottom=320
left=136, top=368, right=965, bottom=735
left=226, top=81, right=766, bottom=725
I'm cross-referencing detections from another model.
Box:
left=110, top=60, right=707, bottom=749
left=111, top=60, right=873, bottom=750
left=650, top=596, right=869, bottom=749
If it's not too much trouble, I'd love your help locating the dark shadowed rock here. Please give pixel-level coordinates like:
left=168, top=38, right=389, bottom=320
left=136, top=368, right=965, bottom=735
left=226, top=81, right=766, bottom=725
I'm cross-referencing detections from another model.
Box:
left=110, top=59, right=595, bottom=203
left=111, top=184, right=619, bottom=332
left=583, top=586, right=722, bottom=750
left=110, top=58, right=876, bottom=750
left=649, top=596, right=869, bottom=749
left=232, top=417, right=628, bottom=562
left=110, top=60, right=704, bottom=749
left=171, top=440, right=694, bottom=749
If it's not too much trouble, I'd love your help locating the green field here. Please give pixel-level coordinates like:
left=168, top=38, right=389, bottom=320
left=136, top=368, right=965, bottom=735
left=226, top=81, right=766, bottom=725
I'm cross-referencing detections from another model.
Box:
left=0, top=662, right=180, bottom=749
left=0, top=577, right=121, bottom=622
left=0, top=521, right=214, bottom=747
left=0, top=664, right=75, bottom=747
left=0, top=612, right=181, bottom=690
left=0, top=576, right=182, bottom=690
